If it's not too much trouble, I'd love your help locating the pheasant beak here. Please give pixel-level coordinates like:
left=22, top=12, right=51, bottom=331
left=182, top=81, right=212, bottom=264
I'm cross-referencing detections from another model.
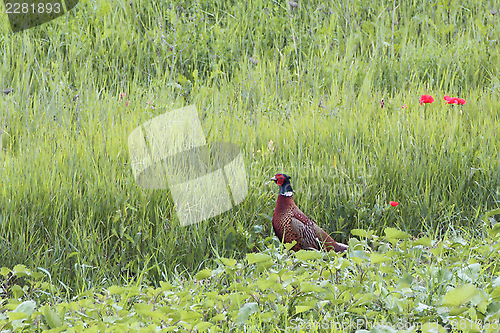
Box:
left=265, top=176, right=277, bottom=186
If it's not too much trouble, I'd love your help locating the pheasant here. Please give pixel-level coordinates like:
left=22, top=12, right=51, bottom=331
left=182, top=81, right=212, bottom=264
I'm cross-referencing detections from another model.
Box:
left=270, top=173, right=348, bottom=253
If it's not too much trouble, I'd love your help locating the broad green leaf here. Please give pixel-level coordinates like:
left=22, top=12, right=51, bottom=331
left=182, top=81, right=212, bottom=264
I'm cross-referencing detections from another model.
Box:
left=180, top=310, right=203, bottom=321
left=482, top=208, right=500, bottom=224
left=108, top=286, right=124, bottom=295
left=348, top=237, right=363, bottom=250
left=246, top=253, right=271, bottom=264
left=415, top=302, right=431, bottom=312
left=398, top=273, right=414, bottom=288
left=378, top=243, right=391, bottom=253
left=441, top=283, right=477, bottom=307
left=13, top=300, right=36, bottom=317
left=12, top=285, right=25, bottom=298
left=487, top=301, right=500, bottom=315
left=236, top=302, right=259, bottom=325
left=195, top=269, right=211, bottom=280
left=255, top=261, right=274, bottom=272
left=351, top=229, right=373, bottom=238
left=257, top=278, right=276, bottom=290
left=491, top=286, right=500, bottom=301
left=450, top=235, right=467, bottom=246
left=229, top=282, right=254, bottom=294
left=370, top=253, right=390, bottom=264
left=134, top=303, right=153, bottom=312
left=457, top=263, right=481, bottom=281
left=380, top=265, right=394, bottom=274
left=103, top=316, right=120, bottom=323
left=295, top=250, right=323, bottom=261
left=351, top=250, right=370, bottom=264
left=430, top=247, right=444, bottom=256
left=284, top=241, right=297, bottom=251
left=347, top=307, right=366, bottom=315
left=259, top=312, right=275, bottom=321
left=295, top=305, right=313, bottom=314
left=11, top=301, right=36, bottom=329
left=323, top=295, right=347, bottom=305
left=220, top=258, right=237, bottom=267
left=384, top=228, right=409, bottom=240
left=352, top=293, right=373, bottom=306
left=159, top=281, right=173, bottom=291
left=229, top=293, right=249, bottom=304
left=0, top=267, right=11, bottom=276
left=413, top=237, right=432, bottom=246
left=12, top=265, right=30, bottom=277
left=43, top=306, right=62, bottom=329
left=334, top=257, right=350, bottom=270
left=212, top=313, right=226, bottom=321
left=300, top=282, right=325, bottom=293
left=179, top=321, right=195, bottom=331
left=8, top=312, right=28, bottom=321
left=492, top=276, right=500, bottom=289
left=421, top=322, right=446, bottom=333
left=268, top=273, right=279, bottom=282
left=195, top=322, right=212, bottom=331
left=488, top=223, right=500, bottom=237
left=126, top=286, right=141, bottom=297
left=449, top=307, right=467, bottom=316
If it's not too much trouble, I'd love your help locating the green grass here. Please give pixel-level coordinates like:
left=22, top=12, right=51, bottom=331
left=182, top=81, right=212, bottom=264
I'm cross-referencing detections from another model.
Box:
left=1, top=0, right=500, bottom=323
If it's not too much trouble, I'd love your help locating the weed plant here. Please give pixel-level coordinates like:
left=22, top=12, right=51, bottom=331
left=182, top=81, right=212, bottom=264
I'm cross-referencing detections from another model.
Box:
left=1, top=0, right=500, bottom=295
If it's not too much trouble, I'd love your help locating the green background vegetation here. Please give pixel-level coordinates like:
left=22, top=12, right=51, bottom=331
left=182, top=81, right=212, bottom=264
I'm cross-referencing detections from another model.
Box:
left=1, top=0, right=500, bottom=330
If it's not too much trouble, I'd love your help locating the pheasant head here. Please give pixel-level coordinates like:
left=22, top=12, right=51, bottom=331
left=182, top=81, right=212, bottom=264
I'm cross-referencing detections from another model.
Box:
left=270, top=173, right=293, bottom=197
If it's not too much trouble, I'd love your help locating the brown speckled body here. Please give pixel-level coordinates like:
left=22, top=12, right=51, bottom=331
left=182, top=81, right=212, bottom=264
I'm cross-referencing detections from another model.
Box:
left=272, top=194, right=348, bottom=253
left=272, top=195, right=302, bottom=251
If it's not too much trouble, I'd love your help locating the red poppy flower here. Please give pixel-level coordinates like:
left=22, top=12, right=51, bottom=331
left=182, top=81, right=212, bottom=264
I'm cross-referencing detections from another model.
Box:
left=420, top=95, right=434, bottom=105
left=390, top=201, right=399, bottom=207
left=444, top=95, right=466, bottom=105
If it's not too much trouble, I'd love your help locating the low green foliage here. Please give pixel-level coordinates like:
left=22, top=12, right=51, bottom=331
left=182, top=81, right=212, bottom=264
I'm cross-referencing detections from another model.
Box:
left=3, top=224, right=500, bottom=332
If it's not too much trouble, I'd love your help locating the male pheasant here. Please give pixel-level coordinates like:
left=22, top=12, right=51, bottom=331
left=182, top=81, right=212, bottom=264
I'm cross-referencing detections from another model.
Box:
left=270, top=173, right=348, bottom=253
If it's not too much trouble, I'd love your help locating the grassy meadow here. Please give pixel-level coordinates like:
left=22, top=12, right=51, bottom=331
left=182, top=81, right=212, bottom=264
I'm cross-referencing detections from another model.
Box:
left=1, top=0, right=500, bottom=330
